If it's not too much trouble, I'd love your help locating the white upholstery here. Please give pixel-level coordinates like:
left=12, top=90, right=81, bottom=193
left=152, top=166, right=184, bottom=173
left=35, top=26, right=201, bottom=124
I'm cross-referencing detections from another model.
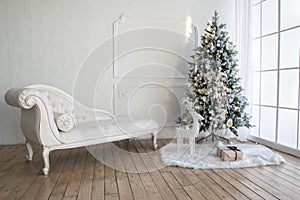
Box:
left=60, top=118, right=158, bottom=143
left=5, top=84, right=159, bottom=175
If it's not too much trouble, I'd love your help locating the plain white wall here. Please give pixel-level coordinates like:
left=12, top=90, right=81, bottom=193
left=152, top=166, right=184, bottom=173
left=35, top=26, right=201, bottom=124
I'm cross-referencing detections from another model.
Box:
left=0, top=0, right=236, bottom=144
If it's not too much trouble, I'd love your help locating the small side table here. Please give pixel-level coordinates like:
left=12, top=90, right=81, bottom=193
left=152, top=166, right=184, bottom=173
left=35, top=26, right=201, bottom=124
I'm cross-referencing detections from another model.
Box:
left=176, top=127, right=196, bottom=154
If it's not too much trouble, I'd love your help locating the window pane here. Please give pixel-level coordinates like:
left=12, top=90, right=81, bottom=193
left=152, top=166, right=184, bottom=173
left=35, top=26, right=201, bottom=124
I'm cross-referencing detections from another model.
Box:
left=279, top=69, right=299, bottom=108
left=278, top=109, right=298, bottom=148
left=252, top=0, right=261, bottom=5
left=260, top=106, right=276, bottom=142
left=281, top=0, right=300, bottom=30
left=252, top=72, right=260, bottom=104
left=280, top=28, right=300, bottom=68
left=250, top=0, right=299, bottom=151
left=261, top=71, right=277, bottom=106
left=251, top=105, right=260, bottom=137
left=261, top=34, right=278, bottom=70
left=252, top=4, right=261, bottom=38
left=262, top=0, right=278, bottom=35
left=299, top=112, right=300, bottom=150
left=252, top=39, right=261, bottom=71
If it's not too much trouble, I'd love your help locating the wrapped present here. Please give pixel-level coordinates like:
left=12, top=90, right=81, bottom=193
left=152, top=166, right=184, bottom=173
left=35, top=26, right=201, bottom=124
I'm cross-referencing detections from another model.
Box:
left=217, top=146, right=243, bottom=161
left=216, top=146, right=228, bottom=157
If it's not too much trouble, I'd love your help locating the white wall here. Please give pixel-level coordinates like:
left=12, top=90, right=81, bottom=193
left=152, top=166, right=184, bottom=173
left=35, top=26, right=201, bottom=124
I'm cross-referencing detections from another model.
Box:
left=0, top=0, right=236, bottom=144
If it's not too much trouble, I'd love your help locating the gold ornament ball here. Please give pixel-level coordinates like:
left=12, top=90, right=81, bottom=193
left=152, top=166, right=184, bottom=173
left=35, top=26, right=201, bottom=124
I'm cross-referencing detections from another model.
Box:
left=201, top=88, right=209, bottom=95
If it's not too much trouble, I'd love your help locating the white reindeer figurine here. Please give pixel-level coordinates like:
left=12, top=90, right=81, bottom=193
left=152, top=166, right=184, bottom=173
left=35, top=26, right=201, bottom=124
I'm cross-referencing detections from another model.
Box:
left=177, top=100, right=204, bottom=154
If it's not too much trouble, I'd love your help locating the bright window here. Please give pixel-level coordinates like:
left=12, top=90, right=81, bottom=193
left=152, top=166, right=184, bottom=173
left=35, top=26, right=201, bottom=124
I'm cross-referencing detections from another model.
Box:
left=250, top=0, right=300, bottom=150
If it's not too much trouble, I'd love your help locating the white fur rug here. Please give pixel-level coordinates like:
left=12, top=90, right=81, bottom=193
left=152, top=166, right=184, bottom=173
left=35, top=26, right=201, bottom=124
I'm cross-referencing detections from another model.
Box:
left=160, top=143, right=285, bottom=169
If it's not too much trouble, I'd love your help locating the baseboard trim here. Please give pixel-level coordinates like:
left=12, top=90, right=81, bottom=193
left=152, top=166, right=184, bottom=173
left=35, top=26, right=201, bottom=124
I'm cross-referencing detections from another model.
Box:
left=248, top=136, right=300, bottom=158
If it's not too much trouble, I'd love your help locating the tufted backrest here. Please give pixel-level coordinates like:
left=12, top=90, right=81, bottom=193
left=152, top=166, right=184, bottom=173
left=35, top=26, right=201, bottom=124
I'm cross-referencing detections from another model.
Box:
left=24, top=85, right=103, bottom=124
left=25, top=85, right=73, bottom=114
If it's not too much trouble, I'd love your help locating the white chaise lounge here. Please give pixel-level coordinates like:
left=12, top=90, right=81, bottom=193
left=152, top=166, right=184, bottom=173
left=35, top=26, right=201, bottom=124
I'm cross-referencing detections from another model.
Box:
left=5, top=85, right=159, bottom=175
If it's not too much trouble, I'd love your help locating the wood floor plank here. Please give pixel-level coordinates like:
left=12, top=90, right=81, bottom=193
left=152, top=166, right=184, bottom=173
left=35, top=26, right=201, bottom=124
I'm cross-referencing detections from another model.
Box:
left=127, top=141, right=147, bottom=173
left=171, top=168, right=206, bottom=200
left=225, top=169, right=278, bottom=200
left=144, top=139, right=166, bottom=170
left=21, top=149, right=64, bottom=199
left=78, top=179, right=93, bottom=200
left=280, top=163, right=300, bottom=176
left=234, top=168, right=292, bottom=200
left=0, top=145, right=5, bottom=150
left=203, top=169, right=249, bottom=200
left=115, top=175, right=133, bottom=200
left=91, top=144, right=105, bottom=200
left=48, top=148, right=80, bottom=200
left=248, top=167, right=300, bottom=196
left=91, top=178, right=105, bottom=200
left=276, top=151, right=300, bottom=165
left=192, top=170, right=235, bottom=200
left=119, top=140, right=148, bottom=200
left=212, top=169, right=263, bottom=200
left=263, top=166, right=300, bottom=187
left=34, top=149, right=73, bottom=200
left=129, top=140, right=163, bottom=200
left=112, top=142, right=134, bottom=200
left=64, top=148, right=88, bottom=198
left=5, top=151, right=43, bottom=199
left=1, top=140, right=300, bottom=200
left=83, top=147, right=96, bottom=180
left=0, top=148, right=29, bottom=188
left=0, top=156, right=28, bottom=190
left=161, top=171, right=192, bottom=200
left=171, top=167, right=193, bottom=187
left=182, top=169, right=222, bottom=200
left=0, top=149, right=42, bottom=199
left=77, top=148, right=95, bottom=200
left=138, top=140, right=178, bottom=200
left=103, top=143, right=119, bottom=200
left=140, top=173, right=163, bottom=200
left=63, top=196, right=77, bottom=200
left=132, top=140, right=158, bottom=171
left=0, top=145, right=22, bottom=162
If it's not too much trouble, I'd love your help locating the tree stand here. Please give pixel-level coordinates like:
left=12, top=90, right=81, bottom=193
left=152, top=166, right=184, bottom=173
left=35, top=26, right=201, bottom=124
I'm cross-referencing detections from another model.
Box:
left=196, top=129, right=230, bottom=144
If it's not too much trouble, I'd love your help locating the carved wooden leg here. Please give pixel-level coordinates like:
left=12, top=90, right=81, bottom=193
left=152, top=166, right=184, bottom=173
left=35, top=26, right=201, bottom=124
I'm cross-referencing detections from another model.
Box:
left=25, top=142, right=33, bottom=161
left=152, top=130, right=158, bottom=150
left=42, top=147, right=50, bottom=176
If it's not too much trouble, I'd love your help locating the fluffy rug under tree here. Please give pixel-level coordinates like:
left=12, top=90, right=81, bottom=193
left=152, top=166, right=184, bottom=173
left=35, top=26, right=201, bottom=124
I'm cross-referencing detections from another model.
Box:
left=160, top=143, right=285, bottom=169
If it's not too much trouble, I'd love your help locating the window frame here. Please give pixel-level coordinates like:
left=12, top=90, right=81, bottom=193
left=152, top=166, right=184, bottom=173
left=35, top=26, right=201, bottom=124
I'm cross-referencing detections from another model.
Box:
left=250, top=0, right=300, bottom=152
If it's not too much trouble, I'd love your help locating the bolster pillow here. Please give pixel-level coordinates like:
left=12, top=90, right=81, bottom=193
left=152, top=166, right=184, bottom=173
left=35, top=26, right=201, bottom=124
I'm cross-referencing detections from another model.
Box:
left=53, top=112, right=75, bottom=132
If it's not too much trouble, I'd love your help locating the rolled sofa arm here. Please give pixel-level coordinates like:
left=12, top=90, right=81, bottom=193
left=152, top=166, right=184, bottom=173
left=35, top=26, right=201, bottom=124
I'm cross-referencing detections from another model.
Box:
left=5, top=88, right=43, bottom=109
left=5, top=87, right=61, bottom=146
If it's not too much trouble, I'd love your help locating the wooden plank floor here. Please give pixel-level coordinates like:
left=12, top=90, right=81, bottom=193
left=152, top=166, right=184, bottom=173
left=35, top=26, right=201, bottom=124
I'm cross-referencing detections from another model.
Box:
left=0, top=139, right=300, bottom=200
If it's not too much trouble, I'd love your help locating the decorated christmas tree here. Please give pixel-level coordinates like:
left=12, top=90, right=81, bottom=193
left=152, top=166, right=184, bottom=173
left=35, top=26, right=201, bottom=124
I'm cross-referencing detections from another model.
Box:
left=176, top=11, right=251, bottom=135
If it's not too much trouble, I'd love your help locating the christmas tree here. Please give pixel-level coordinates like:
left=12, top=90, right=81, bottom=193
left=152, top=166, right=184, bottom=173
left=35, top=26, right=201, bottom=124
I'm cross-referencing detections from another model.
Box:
left=176, top=11, right=251, bottom=135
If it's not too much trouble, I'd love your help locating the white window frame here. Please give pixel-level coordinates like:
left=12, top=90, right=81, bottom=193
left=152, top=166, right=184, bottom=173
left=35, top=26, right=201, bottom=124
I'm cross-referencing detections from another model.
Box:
left=238, top=0, right=300, bottom=157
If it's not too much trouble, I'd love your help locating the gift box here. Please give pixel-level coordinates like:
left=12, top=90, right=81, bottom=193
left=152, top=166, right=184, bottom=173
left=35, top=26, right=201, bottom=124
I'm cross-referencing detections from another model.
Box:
left=217, top=146, right=243, bottom=161
left=216, top=146, right=228, bottom=157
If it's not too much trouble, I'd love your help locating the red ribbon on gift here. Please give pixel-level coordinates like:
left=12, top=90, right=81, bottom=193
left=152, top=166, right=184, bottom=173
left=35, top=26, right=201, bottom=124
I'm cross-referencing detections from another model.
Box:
left=227, top=146, right=241, bottom=161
